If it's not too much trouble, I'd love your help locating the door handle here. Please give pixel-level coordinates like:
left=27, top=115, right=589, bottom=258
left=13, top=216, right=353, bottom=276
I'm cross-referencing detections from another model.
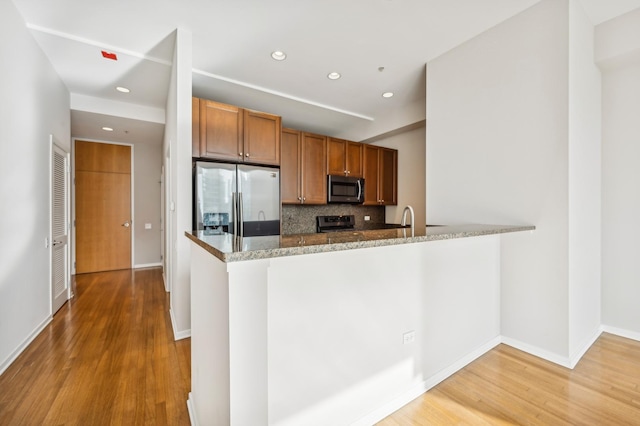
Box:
left=52, top=240, right=62, bottom=246
left=122, top=222, right=130, bottom=228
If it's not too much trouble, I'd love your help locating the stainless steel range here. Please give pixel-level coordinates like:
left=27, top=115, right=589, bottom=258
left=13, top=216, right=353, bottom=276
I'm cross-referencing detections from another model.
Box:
left=316, top=215, right=356, bottom=233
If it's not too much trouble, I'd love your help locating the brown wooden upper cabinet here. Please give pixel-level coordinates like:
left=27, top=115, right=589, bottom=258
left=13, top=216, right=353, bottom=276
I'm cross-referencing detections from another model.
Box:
left=327, top=138, right=363, bottom=178
left=243, top=109, right=281, bottom=165
left=195, top=98, right=281, bottom=166
left=281, top=128, right=327, bottom=205
left=192, top=97, right=200, bottom=157
left=363, top=145, right=398, bottom=206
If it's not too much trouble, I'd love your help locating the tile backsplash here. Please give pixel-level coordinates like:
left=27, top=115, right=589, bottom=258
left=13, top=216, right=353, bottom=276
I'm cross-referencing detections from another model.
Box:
left=282, top=204, right=385, bottom=235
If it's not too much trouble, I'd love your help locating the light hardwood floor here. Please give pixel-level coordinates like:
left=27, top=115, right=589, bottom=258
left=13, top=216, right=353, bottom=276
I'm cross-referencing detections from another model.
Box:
left=0, top=268, right=190, bottom=425
left=378, top=333, right=640, bottom=425
left=2, top=268, right=640, bottom=425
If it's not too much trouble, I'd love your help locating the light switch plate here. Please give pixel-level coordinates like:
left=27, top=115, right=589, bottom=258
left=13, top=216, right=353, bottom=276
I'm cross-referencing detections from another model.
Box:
left=145, top=223, right=152, bottom=229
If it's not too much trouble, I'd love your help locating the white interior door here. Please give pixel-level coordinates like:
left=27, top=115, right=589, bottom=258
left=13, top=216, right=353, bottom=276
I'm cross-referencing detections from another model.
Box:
left=52, top=140, right=70, bottom=314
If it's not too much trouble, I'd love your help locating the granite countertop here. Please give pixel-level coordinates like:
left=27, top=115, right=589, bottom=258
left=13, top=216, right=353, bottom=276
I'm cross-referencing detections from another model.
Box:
left=185, top=224, right=535, bottom=263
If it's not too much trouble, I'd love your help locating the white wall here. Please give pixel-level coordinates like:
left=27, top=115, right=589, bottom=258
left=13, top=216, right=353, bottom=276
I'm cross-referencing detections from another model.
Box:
left=370, top=124, right=427, bottom=231
left=595, top=6, right=640, bottom=68
left=0, top=0, right=70, bottom=373
left=164, top=28, right=193, bottom=339
left=600, top=9, right=640, bottom=338
left=267, top=236, right=500, bottom=426
left=346, top=97, right=426, bottom=142
left=134, top=140, right=163, bottom=266
left=567, top=0, right=602, bottom=360
left=427, top=0, right=572, bottom=359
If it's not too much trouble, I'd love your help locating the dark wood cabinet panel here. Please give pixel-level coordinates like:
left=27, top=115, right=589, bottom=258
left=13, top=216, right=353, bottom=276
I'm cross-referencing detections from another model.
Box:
left=194, top=98, right=281, bottom=166
left=301, top=132, right=327, bottom=205
left=327, top=138, right=346, bottom=176
left=192, top=97, right=200, bottom=158
left=243, top=109, right=281, bottom=166
left=326, top=138, right=363, bottom=178
left=380, top=148, right=398, bottom=205
left=363, top=145, right=381, bottom=205
left=199, top=99, right=243, bottom=162
left=346, top=141, right=363, bottom=178
left=281, top=129, right=327, bottom=205
left=281, top=128, right=301, bottom=204
left=363, top=145, right=397, bottom=206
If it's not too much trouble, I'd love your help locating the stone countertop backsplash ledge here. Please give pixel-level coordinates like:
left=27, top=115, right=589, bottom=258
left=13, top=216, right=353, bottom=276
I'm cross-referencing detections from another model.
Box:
left=186, top=224, right=536, bottom=263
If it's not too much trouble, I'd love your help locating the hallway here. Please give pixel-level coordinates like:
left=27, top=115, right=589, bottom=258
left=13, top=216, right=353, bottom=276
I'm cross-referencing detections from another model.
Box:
left=0, top=268, right=190, bottom=425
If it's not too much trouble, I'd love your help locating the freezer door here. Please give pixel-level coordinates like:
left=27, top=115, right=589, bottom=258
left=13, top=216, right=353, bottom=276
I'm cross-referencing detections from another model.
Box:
left=238, top=165, right=280, bottom=236
left=194, top=162, right=236, bottom=233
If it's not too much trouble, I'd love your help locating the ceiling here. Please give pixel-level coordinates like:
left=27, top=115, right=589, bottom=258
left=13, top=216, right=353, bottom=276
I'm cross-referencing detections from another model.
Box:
left=11, top=0, right=640, bottom=144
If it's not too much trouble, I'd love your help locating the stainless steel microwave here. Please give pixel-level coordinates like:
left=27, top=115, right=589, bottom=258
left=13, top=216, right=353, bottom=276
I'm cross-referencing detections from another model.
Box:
left=327, top=175, right=364, bottom=204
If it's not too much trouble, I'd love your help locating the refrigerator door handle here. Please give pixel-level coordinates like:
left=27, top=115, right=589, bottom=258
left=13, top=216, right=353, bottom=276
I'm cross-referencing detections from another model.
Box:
left=238, top=192, right=244, bottom=237
left=232, top=192, right=238, bottom=235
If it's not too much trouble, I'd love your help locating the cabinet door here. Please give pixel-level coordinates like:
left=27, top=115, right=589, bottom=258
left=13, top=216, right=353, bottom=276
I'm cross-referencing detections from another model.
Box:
left=301, top=133, right=327, bottom=205
left=243, top=109, right=281, bottom=166
left=346, top=141, right=363, bottom=178
left=200, top=100, right=243, bottom=162
left=363, top=144, right=380, bottom=205
left=281, top=128, right=301, bottom=204
left=327, top=138, right=347, bottom=176
left=192, top=97, right=200, bottom=158
left=380, top=148, right=397, bottom=205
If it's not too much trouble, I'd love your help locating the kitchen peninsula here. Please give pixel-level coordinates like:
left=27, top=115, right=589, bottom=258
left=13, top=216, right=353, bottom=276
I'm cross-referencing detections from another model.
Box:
left=186, top=224, right=534, bottom=426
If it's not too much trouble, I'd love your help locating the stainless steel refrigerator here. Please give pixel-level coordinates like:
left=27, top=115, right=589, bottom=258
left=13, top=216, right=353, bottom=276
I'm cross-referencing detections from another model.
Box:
left=193, top=161, right=280, bottom=236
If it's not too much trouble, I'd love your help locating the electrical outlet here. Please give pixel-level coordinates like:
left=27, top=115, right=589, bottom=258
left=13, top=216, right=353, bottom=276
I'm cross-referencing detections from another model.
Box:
left=403, top=330, right=416, bottom=345
left=145, top=223, right=152, bottom=229
left=364, top=215, right=371, bottom=221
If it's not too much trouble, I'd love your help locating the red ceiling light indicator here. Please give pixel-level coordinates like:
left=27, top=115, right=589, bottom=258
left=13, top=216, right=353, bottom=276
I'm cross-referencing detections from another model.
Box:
left=101, top=50, right=118, bottom=61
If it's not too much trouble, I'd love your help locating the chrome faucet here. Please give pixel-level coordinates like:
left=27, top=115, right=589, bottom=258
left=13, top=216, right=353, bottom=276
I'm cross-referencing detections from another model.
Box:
left=401, top=205, right=415, bottom=237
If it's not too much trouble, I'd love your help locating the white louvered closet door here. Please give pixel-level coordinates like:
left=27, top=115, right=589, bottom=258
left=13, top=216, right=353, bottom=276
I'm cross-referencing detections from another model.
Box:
left=52, top=142, right=70, bottom=314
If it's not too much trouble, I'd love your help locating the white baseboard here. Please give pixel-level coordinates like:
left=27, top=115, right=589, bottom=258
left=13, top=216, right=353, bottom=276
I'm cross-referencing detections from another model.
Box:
left=502, top=327, right=604, bottom=370
left=0, top=315, right=52, bottom=376
left=170, top=308, right=191, bottom=340
left=162, top=271, right=169, bottom=292
left=602, top=325, right=640, bottom=342
left=134, top=262, right=163, bottom=269
left=501, top=336, right=572, bottom=368
left=187, top=393, right=197, bottom=426
left=569, top=327, right=603, bottom=368
left=352, top=336, right=502, bottom=426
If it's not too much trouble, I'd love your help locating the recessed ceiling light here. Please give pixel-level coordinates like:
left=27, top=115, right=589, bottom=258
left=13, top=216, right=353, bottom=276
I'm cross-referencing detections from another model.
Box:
left=102, top=127, right=114, bottom=131
left=327, top=72, right=341, bottom=80
left=382, top=92, right=394, bottom=98
left=116, top=86, right=130, bottom=93
left=271, top=51, right=287, bottom=61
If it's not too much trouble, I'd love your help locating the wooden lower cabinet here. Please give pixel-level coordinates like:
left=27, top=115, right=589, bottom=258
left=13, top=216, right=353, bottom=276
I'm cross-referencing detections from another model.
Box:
left=281, top=128, right=327, bottom=204
left=363, top=145, right=397, bottom=206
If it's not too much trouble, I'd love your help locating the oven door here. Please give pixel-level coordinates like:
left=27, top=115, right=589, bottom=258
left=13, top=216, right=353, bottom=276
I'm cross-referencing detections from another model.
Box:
left=327, top=175, right=364, bottom=204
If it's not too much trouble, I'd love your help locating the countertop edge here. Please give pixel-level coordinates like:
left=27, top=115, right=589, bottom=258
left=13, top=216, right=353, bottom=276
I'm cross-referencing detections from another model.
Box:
left=185, top=224, right=535, bottom=263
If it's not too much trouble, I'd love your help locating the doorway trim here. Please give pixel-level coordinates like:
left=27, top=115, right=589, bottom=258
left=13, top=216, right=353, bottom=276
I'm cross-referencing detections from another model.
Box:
left=71, top=138, right=135, bottom=275
left=50, top=135, right=71, bottom=313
